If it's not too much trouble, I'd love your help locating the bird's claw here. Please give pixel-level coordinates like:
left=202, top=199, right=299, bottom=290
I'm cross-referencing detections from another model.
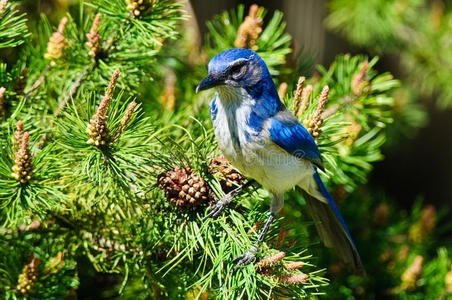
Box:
left=231, top=246, right=259, bottom=275
left=203, top=194, right=233, bottom=221
left=203, top=202, right=225, bottom=220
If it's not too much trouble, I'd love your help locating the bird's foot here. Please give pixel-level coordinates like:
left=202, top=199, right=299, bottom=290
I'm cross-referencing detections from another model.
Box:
left=231, top=244, right=259, bottom=275
left=203, top=180, right=255, bottom=221
left=203, top=193, right=233, bottom=220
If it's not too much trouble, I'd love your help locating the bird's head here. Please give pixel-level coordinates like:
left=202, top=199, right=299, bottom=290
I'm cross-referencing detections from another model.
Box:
left=196, top=49, right=272, bottom=95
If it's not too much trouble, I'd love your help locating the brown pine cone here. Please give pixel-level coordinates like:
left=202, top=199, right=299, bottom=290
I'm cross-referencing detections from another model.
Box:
left=209, top=155, right=245, bottom=193
left=158, top=166, right=210, bottom=210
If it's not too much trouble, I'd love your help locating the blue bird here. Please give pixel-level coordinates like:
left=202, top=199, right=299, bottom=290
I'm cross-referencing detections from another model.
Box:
left=196, top=48, right=364, bottom=274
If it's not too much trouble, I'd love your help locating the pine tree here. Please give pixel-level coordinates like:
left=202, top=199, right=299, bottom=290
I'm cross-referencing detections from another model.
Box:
left=0, top=1, right=433, bottom=299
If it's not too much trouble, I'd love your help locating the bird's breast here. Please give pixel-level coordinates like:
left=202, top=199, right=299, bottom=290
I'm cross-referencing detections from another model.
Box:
left=212, top=99, right=254, bottom=161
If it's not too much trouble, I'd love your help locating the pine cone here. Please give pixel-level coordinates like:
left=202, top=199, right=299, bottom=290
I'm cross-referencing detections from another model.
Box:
left=209, top=155, right=244, bottom=193
left=158, top=166, right=210, bottom=209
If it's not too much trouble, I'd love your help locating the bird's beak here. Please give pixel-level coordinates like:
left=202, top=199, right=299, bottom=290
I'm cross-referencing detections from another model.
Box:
left=196, top=75, right=220, bottom=93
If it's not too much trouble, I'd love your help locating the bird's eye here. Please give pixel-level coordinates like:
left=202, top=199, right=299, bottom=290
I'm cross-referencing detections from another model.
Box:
left=230, top=64, right=247, bottom=80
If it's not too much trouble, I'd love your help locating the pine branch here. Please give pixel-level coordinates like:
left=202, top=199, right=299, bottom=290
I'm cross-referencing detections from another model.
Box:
left=206, top=4, right=292, bottom=75
left=55, top=65, right=93, bottom=117
left=24, top=67, right=49, bottom=99
left=0, top=0, right=30, bottom=48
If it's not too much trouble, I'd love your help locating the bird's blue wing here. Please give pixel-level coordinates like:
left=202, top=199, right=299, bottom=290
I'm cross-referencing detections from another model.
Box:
left=268, top=110, right=324, bottom=170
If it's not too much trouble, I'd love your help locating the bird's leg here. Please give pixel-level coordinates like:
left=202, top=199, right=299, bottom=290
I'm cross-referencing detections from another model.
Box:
left=203, top=179, right=255, bottom=220
left=231, top=212, right=275, bottom=275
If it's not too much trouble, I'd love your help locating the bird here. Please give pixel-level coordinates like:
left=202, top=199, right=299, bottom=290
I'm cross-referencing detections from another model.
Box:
left=196, top=48, right=364, bottom=275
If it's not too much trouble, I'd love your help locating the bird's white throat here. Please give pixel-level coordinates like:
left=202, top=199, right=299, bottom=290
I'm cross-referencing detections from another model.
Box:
left=216, top=86, right=251, bottom=104
left=212, top=86, right=255, bottom=163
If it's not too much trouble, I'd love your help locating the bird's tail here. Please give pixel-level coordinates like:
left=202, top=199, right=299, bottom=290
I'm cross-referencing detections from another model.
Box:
left=302, top=169, right=365, bottom=275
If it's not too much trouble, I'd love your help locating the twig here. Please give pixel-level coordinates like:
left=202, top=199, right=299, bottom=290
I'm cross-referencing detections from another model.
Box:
left=103, top=19, right=130, bottom=54
left=56, top=18, right=130, bottom=117
left=38, top=18, right=131, bottom=148
left=320, top=95, right=353, bottom=120
left=55, top=66, right=92, bottom=117
left=38, top=65, right=92, bottom=148
left=24, top=67, right=50, bottom=99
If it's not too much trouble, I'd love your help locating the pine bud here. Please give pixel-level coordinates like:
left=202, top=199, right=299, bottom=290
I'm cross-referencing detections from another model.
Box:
left=44, top=17, right=68, bottom=66
left=293, top=76, right=312, bottom=119
left=431, top=0, right=445, bottom=29
left=293, top=76, right=305, bottom=115
left=284, top=261, right=305, bottom=271
left=114, top=101, right=137, bottom=142
left=86, top=70, right=120, bottom=148
left=13, top=120, right=24, bottom=152
left=106, top=69, right=120, bottom=100
left=275, top=227, right=287, bottom=248
left=0, top=86, right=5, bottom=121
left=351, top=61, right=368, bottom=96
left=409, top=205, right=436, bottom=243
left=247, top=220, right=265, bottom=235
left=373, top=203, right=389, bottom=225
left=43, top=251, right=65, bottom=275
left=445, top=265, right=452, bottom=294
left=126, top=0, right=150, bottom=17
left=278, top=82, right=288, bottom=100
left=298, top=85, right=313, bottom=119
left=255, top=266, right=273, bottom=279
left=401, top=255, right=423, bottom=291
left=344, top=121, right=363, bottom=146
left=257, top=251, right=286, bottom=268
left=121, top=101, right=137, bottom=131
left=397, top=245, right=410, bottom=262
left=303, top=86, right=329, bottom=139
left=286, top=238, right=297, bottom=249
left=279, top=273, right=309, bottom=285
left=16, top=255, right=39, bottom=296
left=12, top=124, right=33, bottom=184
left=0, top=0, right=8, bottom=15
left=234, top=4, right=263, bottom=50
left=420, top=205, right=436, bottom=232
left=379, top=248, right=394, bottom=263
left=86, top=13, right=102, bottom=57
left=158, top=71, right=176, bottom=110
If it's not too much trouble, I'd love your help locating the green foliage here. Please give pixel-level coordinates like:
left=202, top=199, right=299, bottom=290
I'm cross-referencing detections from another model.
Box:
left=0, top=227, right=79, bottom=299
left=327, top=0, right=452, bottom=107
left=0, top=1, right=30, bottom=48
left=326, top=0, right=410, bottom=51
left=0, top=1, right=442, bottom=299
left=89, top=0, right=183, bottom=45
left=0, top=124, right=65, bottom=226
left=320, top=190, right=452, bottom=299
left=58, top=92, right=154, bottom=190
left=205, top=4, right=292, bottom=75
